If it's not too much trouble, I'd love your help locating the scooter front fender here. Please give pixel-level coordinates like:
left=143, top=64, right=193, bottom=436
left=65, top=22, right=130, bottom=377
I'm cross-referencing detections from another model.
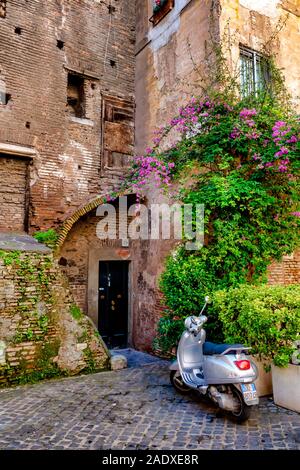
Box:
left=170, top=360, right=179, bottom=371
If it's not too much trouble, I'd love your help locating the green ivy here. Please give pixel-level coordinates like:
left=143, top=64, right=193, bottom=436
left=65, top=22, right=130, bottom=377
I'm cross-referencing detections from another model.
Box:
left=70, top=304, right=83, bottom=321
left=0, top=250, right=21, bottom=266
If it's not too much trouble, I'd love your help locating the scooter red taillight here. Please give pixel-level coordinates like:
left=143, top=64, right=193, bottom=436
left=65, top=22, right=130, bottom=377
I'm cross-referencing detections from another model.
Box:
left=234, top=360, right=251, bottom=370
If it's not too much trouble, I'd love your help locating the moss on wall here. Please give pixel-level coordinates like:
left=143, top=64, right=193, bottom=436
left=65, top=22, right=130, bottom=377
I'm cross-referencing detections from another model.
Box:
left=0, top=249, right=110, bottom=388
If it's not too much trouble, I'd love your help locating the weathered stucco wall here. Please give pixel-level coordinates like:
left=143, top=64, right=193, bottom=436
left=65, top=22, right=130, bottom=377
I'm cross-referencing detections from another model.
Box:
left=0, top=248, right=110, bottom=387
left=0, top=0, right=135, bottom=232
left=136, top=0, right=218, bottom=153
left=136, top=0, right=300, bottom=154
left=220, top=0, right=300, bottom=110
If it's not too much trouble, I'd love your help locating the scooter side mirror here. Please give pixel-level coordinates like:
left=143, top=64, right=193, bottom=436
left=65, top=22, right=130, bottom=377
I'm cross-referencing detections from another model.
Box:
left=205, top=295, right=212, bottom=304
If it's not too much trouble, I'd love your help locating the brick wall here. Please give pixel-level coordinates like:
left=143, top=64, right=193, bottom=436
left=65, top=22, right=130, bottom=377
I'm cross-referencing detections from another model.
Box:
left=0, top=155, right=29, bottom=232
left=0, top=0, right=135, bottom=232
left=268, top=250, right=300, bottom=285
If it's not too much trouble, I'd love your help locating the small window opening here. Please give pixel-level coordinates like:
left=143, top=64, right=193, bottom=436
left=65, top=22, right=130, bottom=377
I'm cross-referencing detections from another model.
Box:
left=67, top=73, right=85, bottom=118
left=57, top=40, right=64, bottom=50
left=110, top=59, right=116, bottom=68
left=25, top=121, right=31, bottom=129
left=15, top=26, right=22, bottom=35
left=0, top=92, right=11, bottom=105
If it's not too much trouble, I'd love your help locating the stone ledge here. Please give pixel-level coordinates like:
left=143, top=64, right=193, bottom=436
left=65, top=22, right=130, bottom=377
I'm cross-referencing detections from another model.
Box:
left=0, top=233, right=51, bottom=253
left=0, top=142, right=36, bottom=159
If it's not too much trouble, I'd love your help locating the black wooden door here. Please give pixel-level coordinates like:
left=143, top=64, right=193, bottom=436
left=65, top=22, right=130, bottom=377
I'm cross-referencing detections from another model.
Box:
left=98, top=261, right=129, bottom=348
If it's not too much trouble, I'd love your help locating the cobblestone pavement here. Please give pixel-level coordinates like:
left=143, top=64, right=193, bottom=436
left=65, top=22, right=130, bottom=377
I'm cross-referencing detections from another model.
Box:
left=111, top=348, right=164, bottom=368
left=0, top=353, right=299, bottom=450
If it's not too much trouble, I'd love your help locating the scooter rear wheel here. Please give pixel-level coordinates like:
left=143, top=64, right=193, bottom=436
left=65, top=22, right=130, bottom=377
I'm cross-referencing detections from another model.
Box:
left=170, top=370, right=191, bottom=394
left=230, top=386, right=252, bottom=423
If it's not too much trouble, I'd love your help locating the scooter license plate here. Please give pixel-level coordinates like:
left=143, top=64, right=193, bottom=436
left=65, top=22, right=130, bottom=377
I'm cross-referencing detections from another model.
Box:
left=241, top=383, right=258, bottom=401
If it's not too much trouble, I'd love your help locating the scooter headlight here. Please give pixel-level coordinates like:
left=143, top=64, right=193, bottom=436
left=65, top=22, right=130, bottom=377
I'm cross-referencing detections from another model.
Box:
left=185, top=316, right=203, bottom=334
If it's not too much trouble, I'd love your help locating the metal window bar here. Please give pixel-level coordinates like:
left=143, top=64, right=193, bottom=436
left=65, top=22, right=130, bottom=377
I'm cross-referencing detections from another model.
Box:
left=240, top=47, right=270, bottom=97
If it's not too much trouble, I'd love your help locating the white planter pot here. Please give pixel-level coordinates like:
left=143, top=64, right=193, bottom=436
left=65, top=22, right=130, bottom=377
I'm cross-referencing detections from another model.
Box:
left=272, top=363, right=300, bottom=413
left=252, top=356, right=273, bottom=397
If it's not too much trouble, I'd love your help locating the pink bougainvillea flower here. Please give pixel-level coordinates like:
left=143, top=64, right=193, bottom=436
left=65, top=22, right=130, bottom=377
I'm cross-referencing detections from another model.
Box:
left=272, top=121, right=286, bottom=130
left=286, top=135, right=298, bottom=144
left=246, top=132, right=260, bottom=140
left=240, top=108, right=257, bottom=119
left=230, top=128, right=240, bottom=139
left=274, top=146, right=289, bottom=158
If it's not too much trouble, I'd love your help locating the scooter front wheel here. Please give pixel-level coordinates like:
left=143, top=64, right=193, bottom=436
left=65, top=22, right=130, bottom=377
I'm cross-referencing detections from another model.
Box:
left=170, top=370, right=191, bottom=394
left=230, top=386, right=252, bottom=423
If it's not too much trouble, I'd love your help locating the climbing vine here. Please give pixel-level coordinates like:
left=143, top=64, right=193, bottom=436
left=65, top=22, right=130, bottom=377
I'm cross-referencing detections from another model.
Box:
left=123, top=49, right=300, bottom=352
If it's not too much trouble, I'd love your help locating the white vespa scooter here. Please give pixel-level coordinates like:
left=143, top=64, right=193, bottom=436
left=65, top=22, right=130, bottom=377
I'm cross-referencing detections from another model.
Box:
left=170, top=297, right=259, bottom=422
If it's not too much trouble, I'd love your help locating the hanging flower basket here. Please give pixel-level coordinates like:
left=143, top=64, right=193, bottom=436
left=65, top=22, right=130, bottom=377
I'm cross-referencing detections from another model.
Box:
left=150, top=0, right=174, bottom=27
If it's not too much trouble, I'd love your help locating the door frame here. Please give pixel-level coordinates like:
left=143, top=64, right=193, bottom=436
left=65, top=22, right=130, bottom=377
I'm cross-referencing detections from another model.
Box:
left=88, top=247, right=132, bottom=346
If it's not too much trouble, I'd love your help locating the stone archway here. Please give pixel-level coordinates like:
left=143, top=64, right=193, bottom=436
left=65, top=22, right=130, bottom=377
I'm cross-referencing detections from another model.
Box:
left=57, top=189, right=129, bottom=248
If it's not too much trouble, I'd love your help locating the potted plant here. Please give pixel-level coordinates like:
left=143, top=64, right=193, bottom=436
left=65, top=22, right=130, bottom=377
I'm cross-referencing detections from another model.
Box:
left=213, top=284, right=300, bottom=402
left=271, top=340, right=300, bottom=412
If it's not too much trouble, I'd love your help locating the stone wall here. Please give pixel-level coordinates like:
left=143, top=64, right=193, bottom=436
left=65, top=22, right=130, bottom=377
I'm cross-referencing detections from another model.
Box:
left=0, top=0, right=135, bottom=232
left=0, top=247, right=110, bottom=387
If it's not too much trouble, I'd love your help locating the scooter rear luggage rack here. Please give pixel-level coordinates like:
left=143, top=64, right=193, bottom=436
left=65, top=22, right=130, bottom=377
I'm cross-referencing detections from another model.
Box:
left=220, top=346, right=251, bottom=355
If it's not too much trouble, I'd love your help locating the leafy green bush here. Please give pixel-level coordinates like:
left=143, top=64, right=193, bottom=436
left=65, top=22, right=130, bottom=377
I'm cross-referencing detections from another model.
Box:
left=153, top=315, right=184, bottom=355
left=213, top=284, right=300, bottom=367
left=33, top=229, right=58, bottom=249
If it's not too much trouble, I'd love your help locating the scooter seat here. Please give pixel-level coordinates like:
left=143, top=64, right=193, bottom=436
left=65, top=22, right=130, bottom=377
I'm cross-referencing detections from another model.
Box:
left=203, top=342, right=245, bottom=355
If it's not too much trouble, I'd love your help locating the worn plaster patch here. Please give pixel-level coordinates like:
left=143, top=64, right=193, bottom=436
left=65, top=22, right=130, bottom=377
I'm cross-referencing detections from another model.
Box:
left=239, top=0, right=281, bottom=18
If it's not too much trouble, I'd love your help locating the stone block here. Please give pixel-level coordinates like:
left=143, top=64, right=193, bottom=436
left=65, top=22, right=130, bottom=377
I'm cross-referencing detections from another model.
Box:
left=110, top=354, right=127, bottom=371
